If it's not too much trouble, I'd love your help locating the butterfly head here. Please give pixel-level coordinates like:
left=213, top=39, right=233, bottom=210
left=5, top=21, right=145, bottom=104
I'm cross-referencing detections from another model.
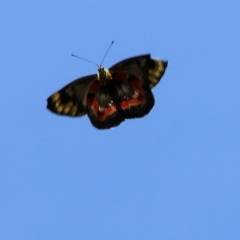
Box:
left=97, top=65, right=112, bottom=85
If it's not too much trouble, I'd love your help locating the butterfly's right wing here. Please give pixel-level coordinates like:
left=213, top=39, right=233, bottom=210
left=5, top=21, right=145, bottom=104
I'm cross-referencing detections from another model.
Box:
left=47, top=74, right=97, bottom=117
left=107, top=55, right=168, bottom=119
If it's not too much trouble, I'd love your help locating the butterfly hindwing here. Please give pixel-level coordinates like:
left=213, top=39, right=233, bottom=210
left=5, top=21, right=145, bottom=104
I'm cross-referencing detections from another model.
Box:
left=106, top=73, right=154, bottom=119
left=86, top=81, right=124, bottom=129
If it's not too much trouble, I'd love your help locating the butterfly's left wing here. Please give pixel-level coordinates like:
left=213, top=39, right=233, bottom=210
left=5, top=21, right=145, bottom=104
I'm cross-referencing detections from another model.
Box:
left=107, top=54, right=168, bottom=119
left=47, top=74, right=125, bottom=129
left=47, top=74, right=97, bottom=117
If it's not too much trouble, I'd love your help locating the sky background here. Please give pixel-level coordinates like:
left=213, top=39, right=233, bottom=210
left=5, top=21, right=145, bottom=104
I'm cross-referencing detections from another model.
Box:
left=1, top=1, right=240, bottom=239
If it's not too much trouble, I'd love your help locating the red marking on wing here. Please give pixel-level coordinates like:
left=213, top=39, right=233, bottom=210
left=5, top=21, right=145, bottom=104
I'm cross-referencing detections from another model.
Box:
left=119, top=98, right=141, bottom=109
left=89, top=100, right=117, bottom=122
left=86, top=81, right=118, bottom=122
left=113, top=73, right=128, bottom=80
left=119, top=76, right=147, bottom=109
left=89, top=81, right=100, bottom=92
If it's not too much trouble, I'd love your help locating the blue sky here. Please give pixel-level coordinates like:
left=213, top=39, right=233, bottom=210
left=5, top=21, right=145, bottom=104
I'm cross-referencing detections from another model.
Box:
left=1, top=0, right=240, bottom=239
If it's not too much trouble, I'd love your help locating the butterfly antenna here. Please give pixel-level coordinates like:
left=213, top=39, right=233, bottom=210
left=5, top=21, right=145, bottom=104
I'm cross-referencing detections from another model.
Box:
left=71, top=54, right=99, bottom=67
left=100, top=40, right=114, bottom=66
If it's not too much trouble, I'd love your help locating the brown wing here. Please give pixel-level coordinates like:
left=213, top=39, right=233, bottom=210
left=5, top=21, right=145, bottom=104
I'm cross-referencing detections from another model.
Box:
left=109, top=54, right=168, bottom=89
left=46, top=74, right=97, bottom=117
left=106, top=55, right=168, bottom=119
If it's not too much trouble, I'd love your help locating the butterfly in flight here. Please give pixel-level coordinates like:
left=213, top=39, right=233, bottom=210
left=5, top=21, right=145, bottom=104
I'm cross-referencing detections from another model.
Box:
left=46, top=54, right=168, bottom=129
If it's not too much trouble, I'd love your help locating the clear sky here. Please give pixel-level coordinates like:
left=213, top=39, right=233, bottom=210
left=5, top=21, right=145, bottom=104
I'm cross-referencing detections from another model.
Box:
left=1, top=1, right=240, bottom=239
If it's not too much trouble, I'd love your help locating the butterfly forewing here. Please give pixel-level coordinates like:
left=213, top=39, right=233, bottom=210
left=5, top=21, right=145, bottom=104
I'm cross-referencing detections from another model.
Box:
left=109, top=55, right=150, bottom=88
left=148, top=58, right=168, bottom=88
left=47, top=74, right=97, bottom=116
left=109, top=54, right=167, bottom=88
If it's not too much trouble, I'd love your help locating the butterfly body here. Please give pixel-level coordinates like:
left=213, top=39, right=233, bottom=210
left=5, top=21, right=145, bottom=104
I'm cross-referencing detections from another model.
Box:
left=47, top=54, right=167, bottom=129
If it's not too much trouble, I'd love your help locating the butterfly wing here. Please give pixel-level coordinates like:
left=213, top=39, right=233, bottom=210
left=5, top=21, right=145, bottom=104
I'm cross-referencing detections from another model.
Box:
left=109, top=54, right=168, bottom=88
left=47, top=74, right=97, bottom=117
left=107, top=54, right=168, bottom=119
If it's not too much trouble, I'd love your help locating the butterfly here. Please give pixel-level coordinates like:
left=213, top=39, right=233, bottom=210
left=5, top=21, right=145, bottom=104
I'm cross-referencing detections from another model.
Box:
left=46, top=54, right=168, bottom=129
